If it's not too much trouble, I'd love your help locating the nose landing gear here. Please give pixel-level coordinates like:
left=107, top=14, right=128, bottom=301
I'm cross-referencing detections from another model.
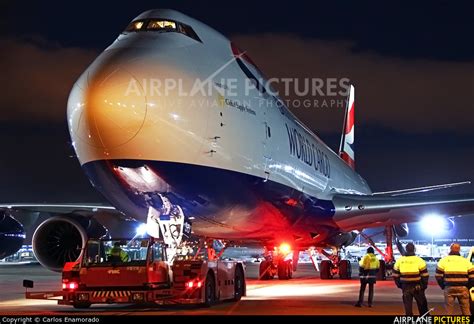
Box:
left=145, top=194, right=192, bottom=262
left=318, top=247, right=352, bottom=280
left=259, top=244, right=293, bottom=280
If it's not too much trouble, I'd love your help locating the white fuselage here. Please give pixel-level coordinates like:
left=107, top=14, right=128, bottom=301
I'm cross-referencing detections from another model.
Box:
left=67, top=9, right=371, bottom=247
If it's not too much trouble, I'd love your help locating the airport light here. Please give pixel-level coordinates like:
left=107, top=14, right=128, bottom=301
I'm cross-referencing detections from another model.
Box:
left=420, top=213, right=445, bottom=257
left=421, top=213, right=446, bottom=235
left=136, top=223, right=147, bottom=236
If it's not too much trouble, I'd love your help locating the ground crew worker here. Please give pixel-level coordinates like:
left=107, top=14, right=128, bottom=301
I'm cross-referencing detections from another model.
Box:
left=392, top=243, right=429, bottom=315
left=355, top=247, right=380, bottom=307
left=435, top=243, right=474, bottom=315
left=471, top=287, right=474, bottom=316
left=108, top=242, right=129, bottom=262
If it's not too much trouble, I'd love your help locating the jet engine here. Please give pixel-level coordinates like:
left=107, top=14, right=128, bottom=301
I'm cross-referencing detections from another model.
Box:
left=327, top=231, right=358, bottom=247
left=32, top=215, right=107, bottom=272
left=0, top=211, right=26, bottom=259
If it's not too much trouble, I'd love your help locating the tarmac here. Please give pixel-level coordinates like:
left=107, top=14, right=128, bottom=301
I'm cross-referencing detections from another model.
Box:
left=0, top=262, right=465, bottom=315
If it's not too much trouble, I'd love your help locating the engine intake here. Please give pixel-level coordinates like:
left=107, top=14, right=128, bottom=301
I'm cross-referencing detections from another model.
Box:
left=32, top=215, right=107, bottom=272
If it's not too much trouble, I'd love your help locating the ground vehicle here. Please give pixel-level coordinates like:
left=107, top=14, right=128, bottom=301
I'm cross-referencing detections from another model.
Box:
left=23, top=237, right=245, bottom=308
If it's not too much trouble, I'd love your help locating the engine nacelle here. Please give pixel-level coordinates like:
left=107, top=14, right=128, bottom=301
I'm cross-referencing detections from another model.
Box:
left=393, top=223, right=409, bottom=237
left=0, top=212, right=26, bottom=259
left=343, top=231, right=358, bottom=247
left=32, top=215, right=107, bottom=272
left=326, top=231, right=358, bottom=247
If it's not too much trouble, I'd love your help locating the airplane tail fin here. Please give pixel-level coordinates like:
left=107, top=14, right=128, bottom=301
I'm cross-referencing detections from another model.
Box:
left=339, top=85, right=355, bottom=169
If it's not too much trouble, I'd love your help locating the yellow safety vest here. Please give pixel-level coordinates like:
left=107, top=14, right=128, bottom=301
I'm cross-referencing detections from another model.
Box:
left=393, top=255, right=429, bottom=284
left=358, top=253, right=380, bottom=281
left=435, top=254, right=474, bottom=287
left=359, top=253, right=380, bottom=270
left=109, top=247, right=129, bottom=262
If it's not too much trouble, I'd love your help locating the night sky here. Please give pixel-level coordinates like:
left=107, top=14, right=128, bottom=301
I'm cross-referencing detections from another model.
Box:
left=0, top=1, right=473, bottom=238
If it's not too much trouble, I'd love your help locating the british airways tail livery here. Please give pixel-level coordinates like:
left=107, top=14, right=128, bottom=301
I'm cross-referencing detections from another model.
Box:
left=339, top=85, right=355, bottom=170
left=2, top=9, right=474, bottom=278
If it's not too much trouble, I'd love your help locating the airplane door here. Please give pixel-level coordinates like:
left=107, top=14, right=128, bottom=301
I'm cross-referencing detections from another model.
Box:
left=262, top=97, right=276, bottom=181
left=262, top=122, right=271, bottom=181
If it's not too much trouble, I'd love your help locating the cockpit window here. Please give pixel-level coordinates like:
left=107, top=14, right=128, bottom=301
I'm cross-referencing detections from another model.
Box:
left=125, top=20, right=145, bottom=32
left=124, top=19, right=201, bottom=42
left=178, top=24, right=201, bottom=42
left=147, top=20, right=176, bottom=30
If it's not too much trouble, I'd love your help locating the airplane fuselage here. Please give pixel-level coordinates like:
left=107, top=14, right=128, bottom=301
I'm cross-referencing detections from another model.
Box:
left=68, top=9, right=371, bottom=248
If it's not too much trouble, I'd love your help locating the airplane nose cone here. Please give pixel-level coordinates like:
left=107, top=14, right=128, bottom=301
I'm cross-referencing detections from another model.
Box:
left=68, top=66, right=147, bottom=150
left=69, top=48, right=210, bottom=166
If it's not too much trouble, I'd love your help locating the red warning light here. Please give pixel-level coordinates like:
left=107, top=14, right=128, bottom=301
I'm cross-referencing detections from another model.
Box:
left=279, top=243, right=291, bottom=255
left=284, top=198, right=298, bottom=207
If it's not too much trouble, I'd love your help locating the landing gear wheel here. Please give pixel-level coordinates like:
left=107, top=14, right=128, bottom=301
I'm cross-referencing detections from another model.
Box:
left=204, top=273, right=216, bottom=307
left=320, top=260, right=332, bottom=279
left=377, top=260, right=387, bottom=281
left=339, top=260, right=352, bottom=279
left=259, top=260, right=273, bottom=280
left=277, top=260, right=292, bottom=280
left=233, top=266, right=245, bottom=301
left=73, top=302, right=91, bottom=309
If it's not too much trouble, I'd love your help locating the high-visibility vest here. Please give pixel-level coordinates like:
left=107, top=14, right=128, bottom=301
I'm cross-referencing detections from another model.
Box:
left=393, top=255, right=429, bottom=285
left=435, top=254, right=474, bottom=287
left=110, top=247, right=128, bottom=262
left=359, top=253, right=380, bottom=279
left=359, top=253, right=380, bottom=270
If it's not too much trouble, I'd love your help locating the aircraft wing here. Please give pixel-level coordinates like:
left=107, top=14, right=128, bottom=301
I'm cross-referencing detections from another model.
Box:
left=372, top=181, right=471, bottom=196
left=0, top=203, right=137, bottom=229
left=0, top=203, right=117, bottom=215
left=332, top=193, right=474, bottom=231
